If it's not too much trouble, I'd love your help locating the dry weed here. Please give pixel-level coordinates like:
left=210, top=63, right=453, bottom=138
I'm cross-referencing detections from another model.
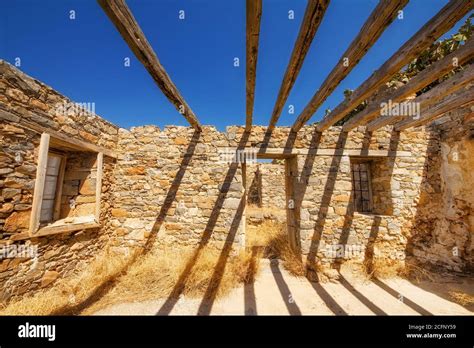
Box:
left=448, top=291, right=474, bottom=306
left=0, top=247, right=136, bottom=315
left=246, top=220, right=305, bottom=276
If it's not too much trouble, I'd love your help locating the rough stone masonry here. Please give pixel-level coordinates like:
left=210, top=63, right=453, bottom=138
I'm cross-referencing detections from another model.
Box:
left=0, top=60, right=472, bottom=300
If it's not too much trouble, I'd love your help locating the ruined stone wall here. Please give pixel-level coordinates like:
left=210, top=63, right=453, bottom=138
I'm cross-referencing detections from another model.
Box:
left=109, top=126, right=246, bottom=251
left=246, top=163, right=286, bottom=209
left=0, top=61, right=118, bottom=300
left=409, top=105, right=473, bottom=273
left=110, top=124, right=431, bottom=270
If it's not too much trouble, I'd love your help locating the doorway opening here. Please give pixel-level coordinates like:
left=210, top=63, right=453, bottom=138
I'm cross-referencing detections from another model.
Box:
left=242, top=154, right=300, bottom=261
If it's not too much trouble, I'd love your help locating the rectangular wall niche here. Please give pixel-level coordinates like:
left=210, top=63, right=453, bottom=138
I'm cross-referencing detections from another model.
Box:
left=28, top=133, right=103, bottom=237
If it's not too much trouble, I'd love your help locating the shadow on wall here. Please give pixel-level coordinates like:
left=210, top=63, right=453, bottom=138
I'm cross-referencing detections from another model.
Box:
left=156, top=131, right=250, bottom=315
left=407, top=109, right=474, bottom=274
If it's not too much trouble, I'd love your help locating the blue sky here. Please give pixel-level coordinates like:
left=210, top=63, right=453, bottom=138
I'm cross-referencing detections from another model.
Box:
left=0, top=0, right=470, bottom=131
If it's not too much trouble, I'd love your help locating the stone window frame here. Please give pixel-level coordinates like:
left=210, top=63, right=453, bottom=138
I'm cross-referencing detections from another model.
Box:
left=27, top=132, right=103, bottom=238
left=350, top=158, right=374, bottom=213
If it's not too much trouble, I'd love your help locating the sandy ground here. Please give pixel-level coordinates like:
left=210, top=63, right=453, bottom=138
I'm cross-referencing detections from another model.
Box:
left=93, top=259, right=473, bottom=316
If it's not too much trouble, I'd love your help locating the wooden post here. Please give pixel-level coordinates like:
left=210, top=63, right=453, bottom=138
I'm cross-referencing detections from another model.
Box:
left=29, top=133, right=50, bottom=235
left=285, top=156, right=300, bottom=253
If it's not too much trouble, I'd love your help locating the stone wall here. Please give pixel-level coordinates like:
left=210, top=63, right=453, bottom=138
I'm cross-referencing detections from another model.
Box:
left=0, top=61, right=119, bottom=300
left=246, top=162, right=286, bottom=209
left=108, top=123, right=432, bottom=270
left=109, top=126, right=246, bottom=251
left=408, top=105, right=473, bottom=273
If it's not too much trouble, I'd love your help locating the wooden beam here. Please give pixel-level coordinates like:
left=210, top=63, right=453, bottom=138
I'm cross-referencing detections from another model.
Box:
left=290, top=0, right=409, bottom=132
left=0, top=108, right=118, bottom=158
left=29, top=133, right=50, bottom=235
left=366, top=115, right=403, bottom=132
left=98, top=0, right=202, bottom=131
left=313, top=0, right=473, bottom=133
left=345, top=38, right=474, bottom=131
left=394, top=65, right=474, bottom=131
left=269, top=0, right=330, bottom=129
left=246, top=0, right=262, bottom=130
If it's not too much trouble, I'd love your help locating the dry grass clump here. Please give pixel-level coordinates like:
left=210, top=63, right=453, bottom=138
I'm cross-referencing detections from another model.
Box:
left=362, top=257, right=435, bottom=281
left=448, top=291, right=474, bottom=307
left=83, top=245, right=259, bottom=314
left=0, top=247, right=136, bottom=315
left=246, top=220, right=305, bottom=276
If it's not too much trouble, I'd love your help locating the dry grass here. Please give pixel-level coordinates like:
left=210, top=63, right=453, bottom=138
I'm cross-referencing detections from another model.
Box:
left=246, top=220, right=305, bottom=276
left=83, top=245, right=258, bottom=314
left=362, top=257, right=435, bottom=281
left=448, top=291, right=474, bottom=307
left=0, top=244, right=259, bottom=316
left=0, top=247, right=137, bottom=315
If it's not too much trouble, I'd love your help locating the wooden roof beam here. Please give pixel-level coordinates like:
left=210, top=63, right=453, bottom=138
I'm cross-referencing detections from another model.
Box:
left=345, top=38, right=474, bottom=132
left=98, top=0, right=202, bottom=131
left=246, top=0, right=262, bottom=130
left=290, top=0, right=409, bottom=132
left=312, top=0, right=473, bottom=133
left=268, top=0, right=330, bottom=129
left=394, top=65, right=474, bottom=131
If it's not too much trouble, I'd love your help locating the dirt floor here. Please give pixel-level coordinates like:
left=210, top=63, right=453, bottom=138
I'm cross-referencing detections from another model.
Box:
left=93, top=259, right=473, bottom=315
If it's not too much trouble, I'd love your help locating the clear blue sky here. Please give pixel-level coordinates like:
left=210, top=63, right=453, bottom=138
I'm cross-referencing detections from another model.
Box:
left=0, top=0, right=470, bottom=131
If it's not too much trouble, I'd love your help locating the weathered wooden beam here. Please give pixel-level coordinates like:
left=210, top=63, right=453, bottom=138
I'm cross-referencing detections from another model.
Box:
left=246, top=0, right=262, bottom=130
left=290, top=0, right=409, bottom=132
left=313, top=0, right=473, bottom=133
left=29, top=133, right=50, bottom=235
left=345, top=38, right=474, bottom=132
left=269, top=0, right=330, bottom=129
left=98, top=0, right=202, bottom=131
left=365, top=115, right=403, bottom=132
left=394, top=65, right=474, bottom=131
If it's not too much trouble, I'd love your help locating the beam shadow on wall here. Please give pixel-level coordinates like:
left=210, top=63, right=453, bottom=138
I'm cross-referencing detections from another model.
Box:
left=306, top=131, right=348, bottom=274
left=356, top=130, right=433, bottom=315
left=145, top=130, right=201, bottom=251
left=402, top=124, right=469, bottom=306
left=156, top=131, right=251, bottom=315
